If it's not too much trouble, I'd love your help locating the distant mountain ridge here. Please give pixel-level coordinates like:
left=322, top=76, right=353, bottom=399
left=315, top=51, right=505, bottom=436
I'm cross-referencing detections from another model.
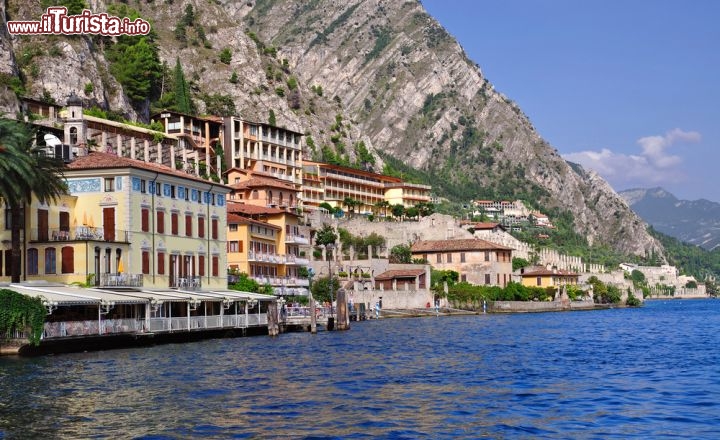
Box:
left=619, top=187, right=720, bottom=250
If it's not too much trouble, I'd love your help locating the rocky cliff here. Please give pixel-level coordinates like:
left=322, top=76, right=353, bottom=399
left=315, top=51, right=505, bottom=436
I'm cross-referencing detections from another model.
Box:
left=0, top=0, right=662, bottom=257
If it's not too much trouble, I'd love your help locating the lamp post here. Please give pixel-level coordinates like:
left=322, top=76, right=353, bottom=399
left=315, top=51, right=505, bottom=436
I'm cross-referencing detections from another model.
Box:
left=327, top=244, right=334, bottom=320
left=308, top=267, right=316, bottom=334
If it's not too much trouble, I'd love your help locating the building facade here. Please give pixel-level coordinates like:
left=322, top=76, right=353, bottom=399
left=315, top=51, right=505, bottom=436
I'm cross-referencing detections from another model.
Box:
left=411, top=238, right=513, bottom=287
left=301, top=161, right=432, bottom=214
left=1, top=152, right=230, bottom=289
left=223, top=117, right=303, bottom=189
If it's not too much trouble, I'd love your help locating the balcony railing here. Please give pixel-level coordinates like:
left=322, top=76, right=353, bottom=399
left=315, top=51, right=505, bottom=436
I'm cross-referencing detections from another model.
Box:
left=249, top=276, right=309, bottom=287
left=99, top=273, right=144, bottom=287
left=169, top=277, right=202, bottom=290
left=29, top=227, right=130, bottom=242
left=285, top=234, right=309, bottom=244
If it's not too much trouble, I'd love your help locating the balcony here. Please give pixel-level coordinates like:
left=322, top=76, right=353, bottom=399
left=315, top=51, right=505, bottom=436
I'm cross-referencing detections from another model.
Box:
left=99, top=273, right=144, bottom=288
left=29, top=227, right=130, bottom=242
left=285, top=234, right=309, bottom=245
left=169, top=277, right=203, bottom=290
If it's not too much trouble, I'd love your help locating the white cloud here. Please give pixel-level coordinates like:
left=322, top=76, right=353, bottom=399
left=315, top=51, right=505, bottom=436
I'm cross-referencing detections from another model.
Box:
left=562, top=129, right=701, bottom=187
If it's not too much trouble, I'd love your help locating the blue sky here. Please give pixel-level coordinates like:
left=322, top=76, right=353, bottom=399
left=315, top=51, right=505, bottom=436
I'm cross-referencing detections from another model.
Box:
left=422, top=0, right=720, bottom=202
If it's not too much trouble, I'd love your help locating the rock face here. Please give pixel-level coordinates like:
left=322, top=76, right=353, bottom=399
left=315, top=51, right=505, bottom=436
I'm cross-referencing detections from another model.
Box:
left=0, top=0, right=662, bottom=257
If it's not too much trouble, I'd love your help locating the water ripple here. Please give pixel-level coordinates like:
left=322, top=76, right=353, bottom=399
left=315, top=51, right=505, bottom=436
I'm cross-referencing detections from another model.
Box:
left=2, top=300, right=720, bottom=438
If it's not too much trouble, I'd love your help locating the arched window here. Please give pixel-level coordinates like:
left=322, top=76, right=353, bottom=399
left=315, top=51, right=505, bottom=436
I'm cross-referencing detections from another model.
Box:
left=69, top=127, right=77, bottom=145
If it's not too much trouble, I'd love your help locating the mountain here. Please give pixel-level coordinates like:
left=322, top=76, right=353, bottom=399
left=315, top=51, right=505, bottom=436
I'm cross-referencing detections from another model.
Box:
left=0, top=0, right=662, bottom=258
left=620, top=187, right=720, bottom=251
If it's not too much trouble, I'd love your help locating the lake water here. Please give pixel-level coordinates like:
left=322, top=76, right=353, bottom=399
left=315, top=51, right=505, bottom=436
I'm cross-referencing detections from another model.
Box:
left=1, top=299, right=719, bottom=439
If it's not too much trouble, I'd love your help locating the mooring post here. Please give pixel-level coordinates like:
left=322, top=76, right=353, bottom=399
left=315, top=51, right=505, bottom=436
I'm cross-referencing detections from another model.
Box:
left=267, top=301, right=279, bottom=336
left=336, top=288, right=349, bottom=330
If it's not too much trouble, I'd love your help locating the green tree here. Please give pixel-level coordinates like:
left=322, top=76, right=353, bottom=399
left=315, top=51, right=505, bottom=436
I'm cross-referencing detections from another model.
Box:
left=109, top=37, right=162, bottom=105
left=391, top=203, right=405, bottom=219
left=512, top=257, right=530, bottom=272
left=228, top=272, right=260, bottom=292
left=389, top=244, right=412, bottom=263
left=0, top=120, right=68, bottom=282
left=219, top=48, right=232, bottom=64
left=311, top=276, right=340, bottom=303
left=315, top=224, right=338, bottom=260
left=172, top=58, right=194, bottom=114
left=268, top=109, right=276, bottom=126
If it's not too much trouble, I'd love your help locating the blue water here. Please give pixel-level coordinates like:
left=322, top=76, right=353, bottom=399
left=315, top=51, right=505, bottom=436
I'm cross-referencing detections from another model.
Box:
left=1, top=300, right=720, bottom=439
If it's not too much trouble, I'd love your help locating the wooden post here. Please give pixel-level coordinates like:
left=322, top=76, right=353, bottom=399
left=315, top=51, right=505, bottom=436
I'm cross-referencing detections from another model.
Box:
left=310, top=297, right=317, bottom=334
left=267, top=301, right=279, bottom=336
left=336, top=288, right=349, bottom=331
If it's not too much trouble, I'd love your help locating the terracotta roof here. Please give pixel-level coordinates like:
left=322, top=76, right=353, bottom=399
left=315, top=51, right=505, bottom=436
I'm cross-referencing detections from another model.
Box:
left=66, top=151, right=228, bottom=187
left=303, top=160, right=403, bottom=183
left=411, top=238, right=512, bottom=253
left=227, top=213, right=281, bottom=229
left=226, top=202, right=287, bottom=215
left=521, top=268, right=578, bottom=277
left=374, top=269, right=426, bottom=280
left=230, top=175, right=297, bottom=191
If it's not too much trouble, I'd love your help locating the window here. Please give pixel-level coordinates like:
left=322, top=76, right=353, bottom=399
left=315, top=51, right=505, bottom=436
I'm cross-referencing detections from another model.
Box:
left=61, top=246, right=74, bottom=273
left=484, top=251, right=490, bottom=262
left=157, top=211, right=165, bottom=234
left=461, top=274, right=467, bottom=282
left=199, top=255, right=205, bottom=276
left=185, top=215, right=192, bottom=237
left=170, top=185, right=176, bottom=198
left=447, top=253, right=453, bottom=263
left=497, top=273, right=500, bottom=285
left=211, top=219, right=218, bottom=239
left=229, top=224, right=238, bottom=232
left=141, top=208, right=149, bottom=232
left=460, top=252, right=466, bottom=263
left=536, top=277, right=542, bottom=286
left=158, top=252, right=165, bottom=275
left=156, top=182, right=162, bottom=196
left=436, top=254, right=442, bottom=263
left=228, top=241, right=239, bottom=252
left=171, top=213, right=179, bottom=235
left=142, top=251, right=150, bottom=274
left=485, top=274, right=491, bottom=285
left=198, top=217, right=205, bottom=238
left=212, top=256, right=219, bottom=276
left=28, top=248, right=38, bottom=275
left=45, top=248, right=56, bottom=274
left=140, top=179, right=146, bottom=193
left=104, top=177, right=115, bottom=192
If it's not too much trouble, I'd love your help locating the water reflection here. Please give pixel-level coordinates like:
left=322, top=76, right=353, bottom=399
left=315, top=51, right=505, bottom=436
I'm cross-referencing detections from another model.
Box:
left=1, top=301, right=720, bottom=438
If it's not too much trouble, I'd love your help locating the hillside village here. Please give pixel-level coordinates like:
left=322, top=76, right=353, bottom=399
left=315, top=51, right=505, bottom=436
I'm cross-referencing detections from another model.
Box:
left=1, top=94, right=706, bottom=314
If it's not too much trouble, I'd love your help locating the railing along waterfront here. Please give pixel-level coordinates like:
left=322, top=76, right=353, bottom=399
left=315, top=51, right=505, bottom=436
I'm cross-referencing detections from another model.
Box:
left=42, top=313, right=268, bottom=339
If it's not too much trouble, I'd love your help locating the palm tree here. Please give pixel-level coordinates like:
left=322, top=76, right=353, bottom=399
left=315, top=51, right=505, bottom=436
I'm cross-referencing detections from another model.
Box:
left=0, top=119, right=68, bottom=282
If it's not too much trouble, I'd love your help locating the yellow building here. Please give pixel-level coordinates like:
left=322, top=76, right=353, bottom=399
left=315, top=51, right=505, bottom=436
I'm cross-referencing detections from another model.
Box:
left=301, top=161, right=432, bottom=214
left=411, top=238, right=513, bottom=287
left=520, top=268, right=579, bottom=288
left=226, top=202, right=310, bottom=296
left=0, top=151, right=230, bottom=289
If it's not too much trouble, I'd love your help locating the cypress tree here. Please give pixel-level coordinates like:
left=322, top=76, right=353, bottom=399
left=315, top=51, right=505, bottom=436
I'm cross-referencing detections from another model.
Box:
left=173, top=58, right=194, bottom=114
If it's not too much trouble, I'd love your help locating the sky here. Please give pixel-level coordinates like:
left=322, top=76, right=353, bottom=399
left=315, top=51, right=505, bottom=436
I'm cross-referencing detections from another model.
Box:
left=422, top=0, right=720, bottom=202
